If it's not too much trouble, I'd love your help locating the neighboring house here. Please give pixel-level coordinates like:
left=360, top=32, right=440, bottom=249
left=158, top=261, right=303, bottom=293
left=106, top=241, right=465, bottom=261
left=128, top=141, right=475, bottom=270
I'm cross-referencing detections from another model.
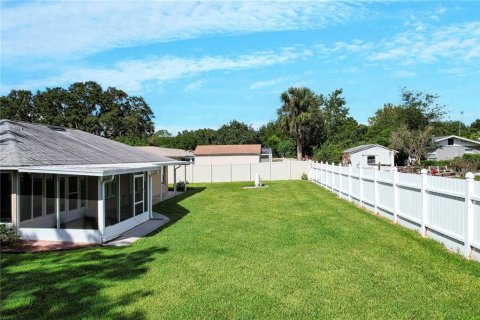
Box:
left=343, top=144, right=396, bottom=167
left=194, top=144, right=272, bottom=165
left=136, top=146, right=194, bottom=197
left=0, top=120, right=188, bottom=243
left=428, top=135, right=480, bottom=160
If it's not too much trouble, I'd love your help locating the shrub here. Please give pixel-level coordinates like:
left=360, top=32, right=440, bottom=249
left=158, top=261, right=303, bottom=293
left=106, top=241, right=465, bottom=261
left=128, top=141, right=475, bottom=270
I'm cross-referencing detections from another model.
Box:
left=301, top=172, right=308, bottom=180
left=420, top=160, right=451, bottom=167
left=176, top=181, right=187, bottom=190
left=0, top=224, right=20, bottom=246
left=451, top=157, right=479, bottom=177
left=462, top=154, right=480, bottom=170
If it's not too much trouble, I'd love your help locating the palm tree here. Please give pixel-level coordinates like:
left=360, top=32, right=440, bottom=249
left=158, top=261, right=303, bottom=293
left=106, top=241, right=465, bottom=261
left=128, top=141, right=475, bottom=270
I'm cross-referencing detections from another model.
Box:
left=277, top=87, right=320, bottom=160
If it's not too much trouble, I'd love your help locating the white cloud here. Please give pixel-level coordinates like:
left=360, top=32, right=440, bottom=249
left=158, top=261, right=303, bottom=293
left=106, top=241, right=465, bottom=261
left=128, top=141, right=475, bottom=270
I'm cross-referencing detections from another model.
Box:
left=1, top=1, right=362, bottom=60
left=393, top=70, right=417, bottom=78
left=185, top=80, right=204, bottom=92
left=369, top=21, right=480, bottom=64
left=250, top=78, right=283, bottom=90
left=3, top=47, right=311, bottom=93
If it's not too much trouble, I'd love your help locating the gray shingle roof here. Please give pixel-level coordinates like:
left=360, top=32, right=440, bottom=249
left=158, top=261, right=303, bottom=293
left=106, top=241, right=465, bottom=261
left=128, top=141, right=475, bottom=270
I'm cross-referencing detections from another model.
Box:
left=0, top=120, right=175, bottom=167
left=135, top=146, right=194, bottom=159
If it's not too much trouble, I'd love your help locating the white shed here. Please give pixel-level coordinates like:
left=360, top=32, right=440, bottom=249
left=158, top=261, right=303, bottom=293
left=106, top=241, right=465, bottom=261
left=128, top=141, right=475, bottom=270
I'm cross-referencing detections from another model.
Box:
left=343, top=144, right=396, bottom=167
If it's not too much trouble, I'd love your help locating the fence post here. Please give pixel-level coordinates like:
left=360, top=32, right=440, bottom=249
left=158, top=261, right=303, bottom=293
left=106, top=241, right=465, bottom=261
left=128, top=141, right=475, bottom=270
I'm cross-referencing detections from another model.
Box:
left=325, top=162, right=328, bottom=188
left=359, top=166, right=363, bottom=207
left=289, top=160, right=292, bottom=180
left=464, top=172, right=474, bottom=259
left=230, top=163, right=233, bottom=182
left=348, top=164, right=352, bottom=202
left=320, top=162, right=324, bottom=186
left=420, top=169, right=428, bottom=237
left=338, top=163, right=343, bottom=196
left=249, top=162, right=252, bottom=182
left=210, top=164, right=213, bottom=183
left=330, top=163, right=334, bottom=192
left=269, top=160, right=272, bottom=180
left=392, top=167, right=398, bottom=224
left=374, top=166, right=378, bottom=214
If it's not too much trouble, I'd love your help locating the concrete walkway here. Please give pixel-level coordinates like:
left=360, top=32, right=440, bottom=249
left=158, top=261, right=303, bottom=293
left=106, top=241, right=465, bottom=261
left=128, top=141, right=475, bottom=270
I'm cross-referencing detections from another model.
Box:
left=103, top=212, right=170, bottom=247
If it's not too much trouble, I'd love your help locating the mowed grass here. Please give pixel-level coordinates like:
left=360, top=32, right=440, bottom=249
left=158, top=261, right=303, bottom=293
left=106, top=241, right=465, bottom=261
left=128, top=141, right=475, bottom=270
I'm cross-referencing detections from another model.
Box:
left=1, top=181, right=480, bottom=319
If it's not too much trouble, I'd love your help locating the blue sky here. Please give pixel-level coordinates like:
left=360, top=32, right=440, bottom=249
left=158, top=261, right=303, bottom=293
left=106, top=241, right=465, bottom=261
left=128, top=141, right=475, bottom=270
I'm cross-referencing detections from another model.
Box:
left=1, top=1, right=479, bottom=134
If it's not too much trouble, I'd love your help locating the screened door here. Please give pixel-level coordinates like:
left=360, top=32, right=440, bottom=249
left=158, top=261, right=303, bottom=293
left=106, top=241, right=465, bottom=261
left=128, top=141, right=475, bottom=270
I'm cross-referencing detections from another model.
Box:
left=134, top=174, right=144, bottom=215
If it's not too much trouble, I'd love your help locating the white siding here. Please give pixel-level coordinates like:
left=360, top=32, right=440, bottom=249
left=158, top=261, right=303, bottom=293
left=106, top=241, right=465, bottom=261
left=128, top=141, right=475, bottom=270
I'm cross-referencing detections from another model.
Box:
left=195, top=155, right=260, bottom=165
left=349, top=146, right=394, bottom=167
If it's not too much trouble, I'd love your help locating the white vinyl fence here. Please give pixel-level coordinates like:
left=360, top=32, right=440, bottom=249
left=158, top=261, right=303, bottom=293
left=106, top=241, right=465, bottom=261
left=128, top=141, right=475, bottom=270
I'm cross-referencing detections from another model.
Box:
left=169, top=161, right=309, bottom=183
left=308, top=161, right=480, bottom=261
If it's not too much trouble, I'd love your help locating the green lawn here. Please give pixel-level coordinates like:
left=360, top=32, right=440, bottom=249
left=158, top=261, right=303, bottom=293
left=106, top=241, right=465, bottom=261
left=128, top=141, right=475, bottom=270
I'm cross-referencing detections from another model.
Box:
left=1, top=181, right=480, bottom=319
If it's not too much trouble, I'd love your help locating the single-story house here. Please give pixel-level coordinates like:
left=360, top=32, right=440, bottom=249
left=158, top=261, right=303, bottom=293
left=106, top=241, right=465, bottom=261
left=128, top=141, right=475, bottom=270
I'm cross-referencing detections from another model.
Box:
left=0, top=120, right=188, bottom=243
left=427, top=135, right=480, bottom=160
left=194, top=144, right=272, bottom=165
left=343, top=144, right=396, bottom=167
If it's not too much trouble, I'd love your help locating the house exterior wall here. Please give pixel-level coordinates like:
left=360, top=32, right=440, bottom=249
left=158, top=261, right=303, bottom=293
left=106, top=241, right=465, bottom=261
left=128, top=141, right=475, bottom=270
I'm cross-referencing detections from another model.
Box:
left=349, top=147, right=395, bottom=167
left=429, top=137, right=480, bottom=160
left=195, top=155, right=260, bottom=165
left=437, top=138, right=480, bottom=148
left=429, top=146, right=480, bottom=160
left=151, top=167, right=169, bottom=204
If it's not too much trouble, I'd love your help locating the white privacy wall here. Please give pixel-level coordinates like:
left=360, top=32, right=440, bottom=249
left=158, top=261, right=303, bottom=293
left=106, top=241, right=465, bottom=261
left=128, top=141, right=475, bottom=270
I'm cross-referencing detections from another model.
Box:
left=309, top=161, right=480, bottom=261
left=168, top=161, right=309, bottom=183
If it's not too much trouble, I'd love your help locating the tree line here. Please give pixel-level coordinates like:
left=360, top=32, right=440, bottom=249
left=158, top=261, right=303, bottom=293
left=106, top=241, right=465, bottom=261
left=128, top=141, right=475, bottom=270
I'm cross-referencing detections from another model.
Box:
left=0, top=81, right=155, bottom=144
left=1, top=82, right=479, bottom=164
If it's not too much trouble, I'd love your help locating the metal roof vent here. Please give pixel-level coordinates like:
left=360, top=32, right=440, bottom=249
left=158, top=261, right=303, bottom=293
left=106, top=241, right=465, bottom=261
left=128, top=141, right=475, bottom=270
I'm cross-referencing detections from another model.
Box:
left=47, top=125, right=66, bottom=131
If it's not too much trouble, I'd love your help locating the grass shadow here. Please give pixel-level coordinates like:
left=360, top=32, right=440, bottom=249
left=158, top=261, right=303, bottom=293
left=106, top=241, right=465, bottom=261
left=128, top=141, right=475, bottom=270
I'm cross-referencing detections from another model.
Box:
left=148, top=187, right=206, bottom=237
left=0, top=246, right=167, bottom=320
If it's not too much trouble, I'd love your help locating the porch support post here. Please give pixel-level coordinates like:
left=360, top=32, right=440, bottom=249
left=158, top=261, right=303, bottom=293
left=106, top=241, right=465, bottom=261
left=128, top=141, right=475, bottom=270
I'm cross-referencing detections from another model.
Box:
left=149, top=173, right=153, bottom=219
left=160, top=167, right=163, bottom=202
left=11, top=172, right=18, bottom=232
left=98, top=177, right=105, bottom=241
left=56, top=175, right=60, bottom=229
left=184, top=165, right=187, bottom=192
left=173, top=166, right=177, bottom=196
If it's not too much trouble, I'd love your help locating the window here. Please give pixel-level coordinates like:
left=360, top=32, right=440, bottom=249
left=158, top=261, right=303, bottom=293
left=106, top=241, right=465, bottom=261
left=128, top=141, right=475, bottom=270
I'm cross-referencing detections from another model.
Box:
left=367, top=156, right=376, bottom=166
left=68, top=177, right=78, bottom=211
left=465, top=148, right=473, bottom=154
left=45, top=174, right=55, bottom=215
left=105, top=180, right=117, bottom=199
left=0, top=172, right=12, bottom=223
left=448, top=138, right=454, bottom=145
left=160, top=167, right=165, bottom=185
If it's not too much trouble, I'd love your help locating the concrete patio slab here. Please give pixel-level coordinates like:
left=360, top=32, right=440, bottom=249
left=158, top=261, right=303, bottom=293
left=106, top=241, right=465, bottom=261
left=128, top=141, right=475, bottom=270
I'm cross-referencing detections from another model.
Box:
left=103, top=212, right=170, bottom=247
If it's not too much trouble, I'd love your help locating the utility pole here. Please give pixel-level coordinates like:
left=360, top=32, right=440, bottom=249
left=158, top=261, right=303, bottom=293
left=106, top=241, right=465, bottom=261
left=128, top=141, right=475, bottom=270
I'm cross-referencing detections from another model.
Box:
left=459, top=111, right=464, bottom=136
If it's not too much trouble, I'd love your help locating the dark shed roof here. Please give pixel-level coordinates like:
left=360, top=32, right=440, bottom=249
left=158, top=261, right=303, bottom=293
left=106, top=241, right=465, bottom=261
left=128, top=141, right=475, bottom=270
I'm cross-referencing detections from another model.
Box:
left=0, top=120, right=175, bottom=167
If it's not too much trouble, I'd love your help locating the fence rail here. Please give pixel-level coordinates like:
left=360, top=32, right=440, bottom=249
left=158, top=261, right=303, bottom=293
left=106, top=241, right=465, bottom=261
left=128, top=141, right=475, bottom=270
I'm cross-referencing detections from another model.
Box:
left=308, top=161, right=480, bottom=261
left=169, top=161, right=309, bottom=184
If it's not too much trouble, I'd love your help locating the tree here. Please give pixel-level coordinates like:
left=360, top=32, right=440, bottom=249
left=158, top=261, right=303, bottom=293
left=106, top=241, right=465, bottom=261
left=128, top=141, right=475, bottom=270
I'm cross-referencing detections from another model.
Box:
left=0, top=90, right=34, bottom=122
left=216, top=120, right=259, bottom=145
left=365, top=103, right=403, bottom=146
left=467, top=119, right=480, bottom=140
left=277, top=87, right=321, bottom=160
left=33, top=87, right=69, bottom=126
left=431, top=120, right=467, bottom=137
left=66, top=81, right=102, bottom=133
left=399, top=88, right=445, bottom=130
left=391, top=125, right=436, bottom=164
left=321, top=89, right=349, bottom=143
